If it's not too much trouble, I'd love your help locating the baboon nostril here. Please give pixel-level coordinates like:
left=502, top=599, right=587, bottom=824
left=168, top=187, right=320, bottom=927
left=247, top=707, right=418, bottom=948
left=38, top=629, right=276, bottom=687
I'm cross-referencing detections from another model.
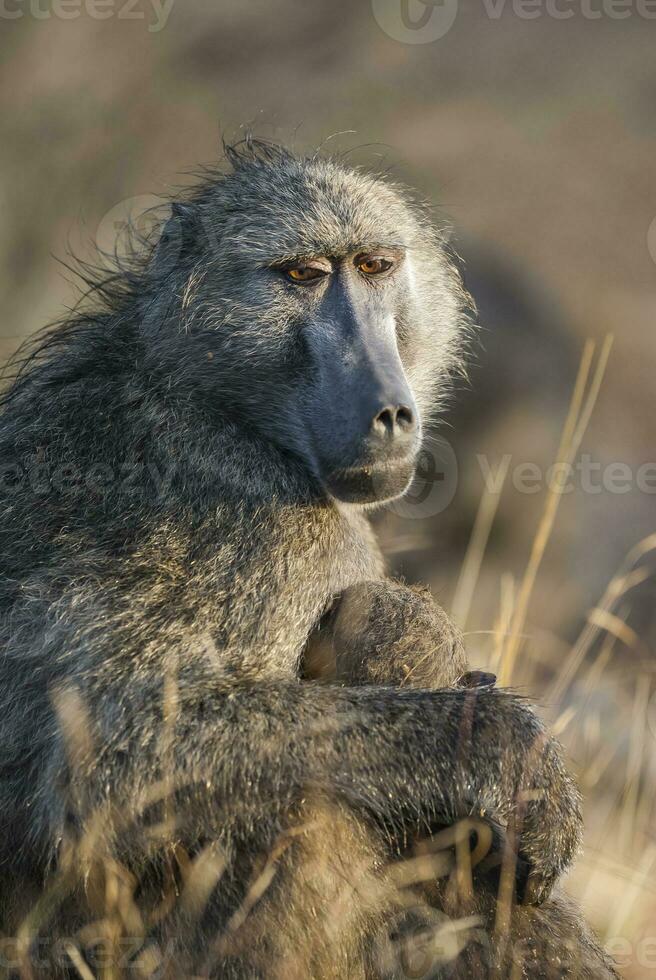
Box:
left=396, top=406, right=414, bottom=431
left=372, top=404, right=416, bottom=439
left=374, top=407, right=395, bottom=435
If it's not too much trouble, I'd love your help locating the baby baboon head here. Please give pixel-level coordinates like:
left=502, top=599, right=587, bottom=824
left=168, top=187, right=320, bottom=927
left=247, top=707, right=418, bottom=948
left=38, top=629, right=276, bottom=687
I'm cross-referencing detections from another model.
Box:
left=145, top=141, right=470, bottom=505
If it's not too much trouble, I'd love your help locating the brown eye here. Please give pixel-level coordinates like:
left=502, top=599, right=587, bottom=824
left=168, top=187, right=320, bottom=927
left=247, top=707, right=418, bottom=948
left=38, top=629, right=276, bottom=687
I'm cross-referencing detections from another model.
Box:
left=357, top=257, right=393, bottom=277
left=286, top=265, right=327, bottom=283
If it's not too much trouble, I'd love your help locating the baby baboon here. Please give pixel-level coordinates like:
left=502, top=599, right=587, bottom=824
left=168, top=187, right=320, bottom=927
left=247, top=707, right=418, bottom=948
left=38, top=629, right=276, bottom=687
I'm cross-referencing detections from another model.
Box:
left=0, top=140, right=617, bottom=978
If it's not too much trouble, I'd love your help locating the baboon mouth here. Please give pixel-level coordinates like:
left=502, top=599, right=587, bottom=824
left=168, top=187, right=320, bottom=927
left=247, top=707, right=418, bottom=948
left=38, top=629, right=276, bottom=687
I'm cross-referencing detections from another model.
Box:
left=321, top=458, right=417, bottom=506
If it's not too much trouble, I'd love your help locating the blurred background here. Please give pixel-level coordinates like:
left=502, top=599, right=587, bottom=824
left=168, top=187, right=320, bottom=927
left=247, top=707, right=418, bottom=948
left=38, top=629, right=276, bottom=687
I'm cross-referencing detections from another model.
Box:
left=0, top=1, right=655, bottom=974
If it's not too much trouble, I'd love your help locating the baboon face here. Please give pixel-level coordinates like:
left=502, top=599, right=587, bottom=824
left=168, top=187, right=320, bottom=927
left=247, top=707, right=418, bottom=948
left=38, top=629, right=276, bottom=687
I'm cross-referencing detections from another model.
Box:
left=267, top=242, right=422, bottom=506
left=159, top=151, right=466, bottom=506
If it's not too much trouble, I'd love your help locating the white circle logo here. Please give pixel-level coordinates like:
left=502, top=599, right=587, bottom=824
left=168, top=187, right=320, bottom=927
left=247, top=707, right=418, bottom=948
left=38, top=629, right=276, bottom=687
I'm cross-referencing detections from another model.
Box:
left=386, top=435, right=458, bottom=519
left=648, top=216, right=656, bottom=267
left=96, top=194, right=169, bottom=267
left=372, top=0, right=459, bottom=44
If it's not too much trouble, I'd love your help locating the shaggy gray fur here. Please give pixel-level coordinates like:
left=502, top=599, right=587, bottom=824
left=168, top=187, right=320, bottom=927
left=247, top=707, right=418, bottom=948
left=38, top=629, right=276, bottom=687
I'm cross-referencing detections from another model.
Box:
left=0, top=140, right=616, bottom=978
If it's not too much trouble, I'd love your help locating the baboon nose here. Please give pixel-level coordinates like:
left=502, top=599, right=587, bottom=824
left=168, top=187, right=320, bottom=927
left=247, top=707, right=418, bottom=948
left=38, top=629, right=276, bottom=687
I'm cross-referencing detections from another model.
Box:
left=371, top=404, right=416, bottom=440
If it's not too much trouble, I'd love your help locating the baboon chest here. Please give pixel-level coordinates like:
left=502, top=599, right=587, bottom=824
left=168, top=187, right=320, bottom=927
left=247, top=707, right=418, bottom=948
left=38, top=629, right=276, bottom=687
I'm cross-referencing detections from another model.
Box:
left=150, top=499, right=384, bottom=680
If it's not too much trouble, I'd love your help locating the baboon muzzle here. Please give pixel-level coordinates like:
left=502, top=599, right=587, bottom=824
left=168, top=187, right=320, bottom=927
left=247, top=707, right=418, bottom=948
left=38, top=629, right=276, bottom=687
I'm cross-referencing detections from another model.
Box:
left=306, top=305, right=421, bottom=505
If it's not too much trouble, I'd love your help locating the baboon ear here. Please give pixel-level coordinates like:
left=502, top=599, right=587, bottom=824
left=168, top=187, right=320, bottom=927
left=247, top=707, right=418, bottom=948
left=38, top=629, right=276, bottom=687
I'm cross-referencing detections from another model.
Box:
left=151, top=202, right=204, bottom=274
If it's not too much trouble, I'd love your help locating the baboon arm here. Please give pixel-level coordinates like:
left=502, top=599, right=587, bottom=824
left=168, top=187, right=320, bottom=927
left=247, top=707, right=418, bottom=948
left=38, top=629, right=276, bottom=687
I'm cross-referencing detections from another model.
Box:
left=45, top=676, right=580, bottom=903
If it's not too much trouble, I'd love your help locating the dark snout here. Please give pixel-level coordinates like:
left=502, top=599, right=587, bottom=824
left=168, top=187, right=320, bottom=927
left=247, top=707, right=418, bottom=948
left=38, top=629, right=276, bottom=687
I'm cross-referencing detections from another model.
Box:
left=354, top=375, right=418, bottom=460
left=306, top=310, right=421, bottom=506
left=322, top=381, right=419, bottom=504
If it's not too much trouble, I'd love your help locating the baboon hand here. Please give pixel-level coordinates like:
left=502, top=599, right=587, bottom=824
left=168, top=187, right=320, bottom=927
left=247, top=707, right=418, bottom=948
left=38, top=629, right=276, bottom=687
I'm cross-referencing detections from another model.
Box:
left=449, top=690, right=583, bottom=905
left=334, top=686, right=581, bottom=906
left=303, top=580, right=468, bottom=688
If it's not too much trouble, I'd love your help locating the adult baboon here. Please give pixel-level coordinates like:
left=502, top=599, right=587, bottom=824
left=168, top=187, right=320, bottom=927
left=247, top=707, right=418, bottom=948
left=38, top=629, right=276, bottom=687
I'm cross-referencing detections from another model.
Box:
left=0, top=140, right=617, bottom=978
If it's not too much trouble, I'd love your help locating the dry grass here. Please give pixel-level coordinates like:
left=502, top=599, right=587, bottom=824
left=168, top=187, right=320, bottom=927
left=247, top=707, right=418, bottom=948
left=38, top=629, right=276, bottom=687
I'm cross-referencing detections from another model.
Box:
left=453, top=338, right=655, bottom=979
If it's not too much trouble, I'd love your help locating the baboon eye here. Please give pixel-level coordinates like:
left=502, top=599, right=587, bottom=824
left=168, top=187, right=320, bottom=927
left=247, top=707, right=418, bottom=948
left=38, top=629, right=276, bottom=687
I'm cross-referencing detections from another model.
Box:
left=356, top=256, right=394, bottom=277
left=285, top=264, right=329, bottom=284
